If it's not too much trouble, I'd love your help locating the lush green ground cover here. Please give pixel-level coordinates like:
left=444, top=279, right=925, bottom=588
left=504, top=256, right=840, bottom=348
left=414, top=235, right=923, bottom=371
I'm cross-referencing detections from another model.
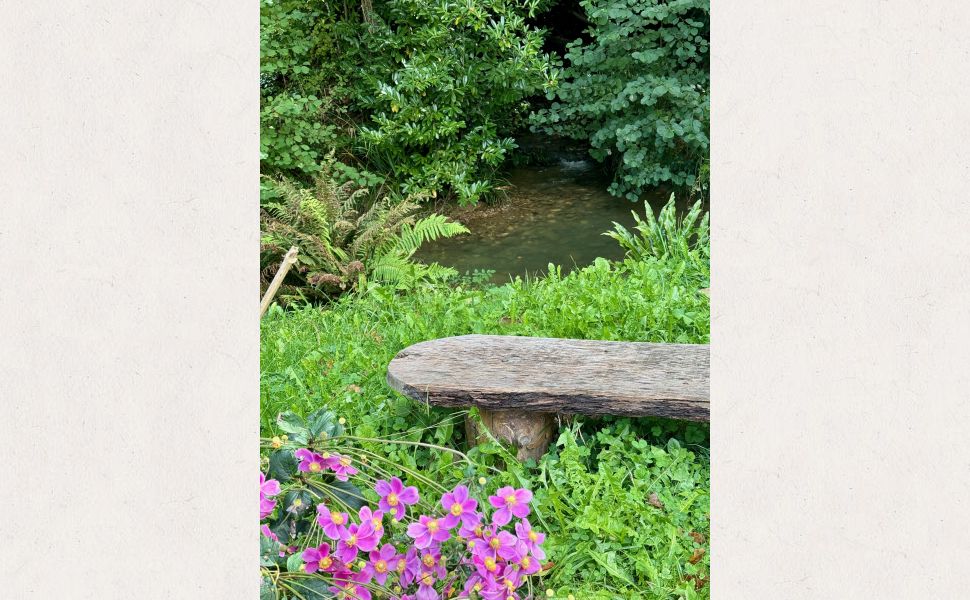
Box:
left=261, top=229, right=710, bottom=598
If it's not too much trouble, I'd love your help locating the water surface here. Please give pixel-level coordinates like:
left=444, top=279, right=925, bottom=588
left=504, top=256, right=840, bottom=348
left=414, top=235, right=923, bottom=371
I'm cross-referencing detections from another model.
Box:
left=418, top=159, right=667, bottom=283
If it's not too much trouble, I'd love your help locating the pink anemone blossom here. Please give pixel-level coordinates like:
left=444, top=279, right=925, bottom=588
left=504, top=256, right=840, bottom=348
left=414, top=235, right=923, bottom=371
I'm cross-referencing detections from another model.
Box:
left=514, top=518, right=546, bottom=560
left=488, top=486, right=532, bottom=526
left=440, top=485, right=479, bottom=530
left=375, top=476, right=419, bottom=520
left=259, top=472, right=280, bottom=519
left=358, top=505, right=385, bottom=538
left=364, top=543, right=399, bottom=586
left=301, top=543, right=334, bottom=574
left=329, top=570, right=372, bottom=600
left=406, top=515, right=451, bottom=548
left=336, top=521, right=379, bottom=563
left=316, top=504, right=350, bottom=540
left=295, top=449, right=334, bottom=474
left=330, top=454, right=358, bottom=481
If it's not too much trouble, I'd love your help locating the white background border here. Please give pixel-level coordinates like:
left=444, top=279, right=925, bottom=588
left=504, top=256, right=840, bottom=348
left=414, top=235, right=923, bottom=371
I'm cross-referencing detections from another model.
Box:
left=3, top=1, right=969, bottom=597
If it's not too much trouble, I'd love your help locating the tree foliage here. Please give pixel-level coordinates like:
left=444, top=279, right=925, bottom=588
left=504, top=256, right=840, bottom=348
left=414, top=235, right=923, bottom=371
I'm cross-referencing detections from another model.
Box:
left=532, top=0, right=710, bottom=199
left=260, top=0, right=555, bottom=204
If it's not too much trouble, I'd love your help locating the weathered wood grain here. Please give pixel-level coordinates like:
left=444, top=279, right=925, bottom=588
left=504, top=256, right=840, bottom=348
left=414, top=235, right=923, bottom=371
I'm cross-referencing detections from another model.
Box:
left=387, top=334, right=709, bottom=421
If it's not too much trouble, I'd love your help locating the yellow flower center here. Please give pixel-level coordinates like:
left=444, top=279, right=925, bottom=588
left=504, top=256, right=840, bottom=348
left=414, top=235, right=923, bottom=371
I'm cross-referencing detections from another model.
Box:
left=332, top=513, right=345, bottom=525
left=426, top=519, right=440, bottom=533
left=372, top=518, right=383, bottom=529
left=520, top=556, right=531, bottom=569
left=528, top=530, right=538, bottom=542
left=375, top=559, right=387, bottom=573
left=309, top=462, right=322, bottom=473
left=484, top=557, right=497, bottom=572
left=320, top=556, right=332, bottom=569
left=346, top=534, right=357, bottom=546
left=489, top=537, right=501, bottom=550
left=387, top=493, right=399, bottom=507
left=422, top=553, right=435, bottom=568
left=473, top=583, right=482, bottom=592
left=505, top=494, right=517, bottom=505
left=396, top=558, right=406, bottom=572
left=340, top=457, right=351, bottom=467
left=474, top=525, right=483, bottom=537
left=450, top=503, right=463, bottom=516
left=421, top=573, right=434, bottom=586
left=292, top=499, right=302, bottom=508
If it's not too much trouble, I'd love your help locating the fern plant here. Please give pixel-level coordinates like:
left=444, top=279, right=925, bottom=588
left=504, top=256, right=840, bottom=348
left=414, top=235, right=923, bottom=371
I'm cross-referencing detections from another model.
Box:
left=605, top=194, right=710, bottom=266
left=260, top=161, right=468, bottom=303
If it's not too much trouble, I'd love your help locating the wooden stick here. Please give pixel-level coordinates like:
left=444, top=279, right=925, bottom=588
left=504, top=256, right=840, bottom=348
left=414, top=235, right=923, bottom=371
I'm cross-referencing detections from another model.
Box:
left=260, top=246, right=299, bottom=319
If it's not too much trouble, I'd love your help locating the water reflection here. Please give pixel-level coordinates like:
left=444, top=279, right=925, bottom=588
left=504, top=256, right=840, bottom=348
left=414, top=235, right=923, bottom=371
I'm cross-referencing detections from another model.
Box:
left=417, top=159, right=669, bottom=284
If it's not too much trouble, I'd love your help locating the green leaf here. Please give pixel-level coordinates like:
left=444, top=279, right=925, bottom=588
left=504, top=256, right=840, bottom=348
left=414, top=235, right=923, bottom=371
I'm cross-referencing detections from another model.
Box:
left=268, top=449, right=299, bottom=482
left=286, top=551, right=304, bottom=573
left=260, top=576, right=278, bottom=600
left=276, top=411, right=308, bottom=436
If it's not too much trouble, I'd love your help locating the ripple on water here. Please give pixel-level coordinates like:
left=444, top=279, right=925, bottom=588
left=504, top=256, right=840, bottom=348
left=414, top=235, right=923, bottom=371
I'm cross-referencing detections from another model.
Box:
left=417, top=163, right=670, bottom=284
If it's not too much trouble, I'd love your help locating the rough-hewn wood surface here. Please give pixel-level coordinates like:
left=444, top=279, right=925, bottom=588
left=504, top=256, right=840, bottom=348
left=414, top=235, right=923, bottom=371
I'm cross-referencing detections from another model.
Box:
left=387, top=334, right=709, bottom=421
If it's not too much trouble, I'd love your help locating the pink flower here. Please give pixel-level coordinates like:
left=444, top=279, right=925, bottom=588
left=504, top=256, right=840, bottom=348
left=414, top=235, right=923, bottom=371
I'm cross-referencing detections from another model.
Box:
left=316, top=504, right=350, bottom=540
left=364, top=544, right=399, bottom=586
left=515, top=518, right=546, bottom=560
left=295, top=448, right=334, bottom=474
left=478, top=530, right=520, bottom=561
left=406, top=515, right=451, bottom=548
left=375, top=477, right=419, bottom=520
left=336, top=521, right=379, bottom=563
left=440, top=485, right=479, bottom=530
left=330, top=570, right=372, bottom=600
left=472, top=552, right=505, bottom=579
left=358, top=505, right=385, bottom=539
left=395, top=547, right=421, bottom=587
left=488, top=486, right=532, bottom=526
left=259, top=472, right=280, bottom=519
left=515, top=545, right=542, bottom=575
left=417, top=549, right=446, bottom=578
left=330, top=454, right=358, bottom=482
left=301, top=543, right=335, bottom=574
left=415, top=570, right=438, bottom=600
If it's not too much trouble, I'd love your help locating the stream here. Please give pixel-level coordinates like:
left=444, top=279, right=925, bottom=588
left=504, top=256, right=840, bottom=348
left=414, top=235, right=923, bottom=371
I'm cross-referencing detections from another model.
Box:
left=417, top=159, right=670, bottom=284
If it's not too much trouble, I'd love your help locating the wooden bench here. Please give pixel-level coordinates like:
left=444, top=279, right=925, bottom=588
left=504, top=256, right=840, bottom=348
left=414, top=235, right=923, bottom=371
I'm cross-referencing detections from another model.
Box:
left=386, top=334, right=709, bottom=460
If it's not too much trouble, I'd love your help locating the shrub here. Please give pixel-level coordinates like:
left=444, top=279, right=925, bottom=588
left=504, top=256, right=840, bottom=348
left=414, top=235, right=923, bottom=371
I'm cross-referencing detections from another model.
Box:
left=260, top=164, right=468, bottom=302
left=531, top=0, right=710, bottom=199
left=259, top=0, right=556, bottom=203
left=357, top=0, right=555, bottom=205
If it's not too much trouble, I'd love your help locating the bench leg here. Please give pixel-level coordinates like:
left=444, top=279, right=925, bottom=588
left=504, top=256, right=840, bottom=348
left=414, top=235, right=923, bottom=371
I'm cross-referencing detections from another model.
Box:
left=465, top=409, right=555, bottom=462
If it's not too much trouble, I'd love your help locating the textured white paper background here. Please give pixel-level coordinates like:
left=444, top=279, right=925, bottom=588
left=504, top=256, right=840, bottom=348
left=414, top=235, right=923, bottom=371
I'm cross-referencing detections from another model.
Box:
left=3, top=1, right=970, bottom=598
left=1, top=2, right=258, bottom=598
left=712, top=1, right=970, bottom=597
